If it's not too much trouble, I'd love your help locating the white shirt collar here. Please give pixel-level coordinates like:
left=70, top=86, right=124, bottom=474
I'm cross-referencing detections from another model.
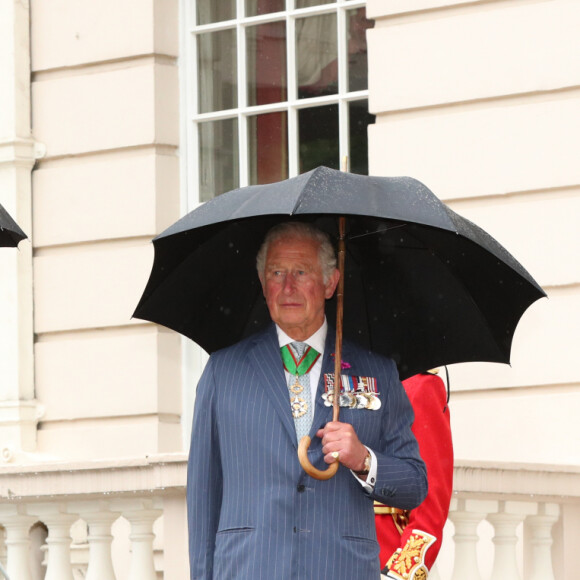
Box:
left=275, top=319, right=327, bottom=355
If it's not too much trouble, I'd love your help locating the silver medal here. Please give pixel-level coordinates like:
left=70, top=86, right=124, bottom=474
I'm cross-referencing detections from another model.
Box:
left=290, top=396, right=308, bottom=418
left=356, top=393, right=368, bottom=409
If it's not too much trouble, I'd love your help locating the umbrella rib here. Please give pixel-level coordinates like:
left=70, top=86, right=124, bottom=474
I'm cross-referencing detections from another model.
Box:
left=347, top=223, right=408, bottom=241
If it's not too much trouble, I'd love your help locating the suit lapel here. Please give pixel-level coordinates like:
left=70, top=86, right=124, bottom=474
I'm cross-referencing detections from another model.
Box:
left=248, top=325, right=350, bottom=448
left=248, top=325, right=298, bottom=447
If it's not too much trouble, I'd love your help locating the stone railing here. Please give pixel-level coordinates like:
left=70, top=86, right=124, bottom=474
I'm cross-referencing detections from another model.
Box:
left=0, top=454, right=189, bottom=580
left=437, top=460, right=580, bottom=580
left=1, top=456, right=579, bottom=579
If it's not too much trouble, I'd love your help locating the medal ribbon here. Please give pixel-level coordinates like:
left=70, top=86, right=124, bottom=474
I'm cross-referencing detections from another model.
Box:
left=280, top=344, right=320, bottom=376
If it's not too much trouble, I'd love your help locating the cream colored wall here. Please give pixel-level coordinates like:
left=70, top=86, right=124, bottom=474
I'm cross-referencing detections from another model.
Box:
left=367, top=0, right=580, bottom=465
left=29, top=0, right=183, bottom=460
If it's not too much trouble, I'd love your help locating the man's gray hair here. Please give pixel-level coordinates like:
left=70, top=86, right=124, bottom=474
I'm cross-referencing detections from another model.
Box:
left=256, top=222, right=337, bottom=283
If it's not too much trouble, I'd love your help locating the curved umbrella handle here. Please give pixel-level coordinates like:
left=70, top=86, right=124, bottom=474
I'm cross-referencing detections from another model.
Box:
left=298, top=436, right=339, bottom=480
left=297, top=217, right=346, bottom=480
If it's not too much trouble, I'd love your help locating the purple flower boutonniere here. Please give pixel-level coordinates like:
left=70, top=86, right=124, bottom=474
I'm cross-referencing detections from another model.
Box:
left=331, top=353, right=351, bottom=370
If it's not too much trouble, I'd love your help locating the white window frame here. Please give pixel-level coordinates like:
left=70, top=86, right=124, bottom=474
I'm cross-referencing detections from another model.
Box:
left=182, top=0, right=368, bottom=209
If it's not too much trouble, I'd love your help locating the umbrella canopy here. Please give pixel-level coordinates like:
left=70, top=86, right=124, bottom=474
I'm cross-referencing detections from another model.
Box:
left=134, top=166, right=545, bottom=379
left=0, top=203, right=27, bottom=247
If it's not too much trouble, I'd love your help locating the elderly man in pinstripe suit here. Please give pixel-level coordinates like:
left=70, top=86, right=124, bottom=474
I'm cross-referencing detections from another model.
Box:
left=187, top=222, right=427, bottom=580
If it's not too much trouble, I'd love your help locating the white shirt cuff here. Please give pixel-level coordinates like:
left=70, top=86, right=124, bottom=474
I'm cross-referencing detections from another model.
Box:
left=351, top=446, right=377, bottom=491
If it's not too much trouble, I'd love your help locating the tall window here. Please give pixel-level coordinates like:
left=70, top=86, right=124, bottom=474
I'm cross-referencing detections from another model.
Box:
left=183, top=0, right=374, bottom=202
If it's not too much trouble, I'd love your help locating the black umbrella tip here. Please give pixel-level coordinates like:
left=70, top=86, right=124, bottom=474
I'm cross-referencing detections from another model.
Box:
left=0, top=204, right=28, bottom=247
left=0, top=230, right=28, bottom=248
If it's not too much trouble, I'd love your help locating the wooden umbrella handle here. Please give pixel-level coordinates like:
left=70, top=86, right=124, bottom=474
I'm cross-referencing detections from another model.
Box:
left=298, top=217, right=346, bottom=479
left=298, top=436, right=339, bottom=479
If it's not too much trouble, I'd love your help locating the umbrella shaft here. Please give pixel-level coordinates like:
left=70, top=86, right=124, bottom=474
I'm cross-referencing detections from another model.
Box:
left=333, top=217, right=346, bottom=422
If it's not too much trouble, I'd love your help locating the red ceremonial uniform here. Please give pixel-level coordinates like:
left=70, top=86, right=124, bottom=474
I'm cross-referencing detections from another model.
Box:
left=375, top=372, right=454, bottom=579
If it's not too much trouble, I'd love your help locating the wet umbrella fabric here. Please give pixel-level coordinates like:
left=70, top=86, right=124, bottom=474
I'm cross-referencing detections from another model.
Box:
left=133, top=166, right=545, bottom=379
left=0, top=204, right=27, bottom=247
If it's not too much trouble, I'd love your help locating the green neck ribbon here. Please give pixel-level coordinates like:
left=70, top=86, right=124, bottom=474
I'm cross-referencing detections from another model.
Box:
left=280, top=344, right=320, bottom=376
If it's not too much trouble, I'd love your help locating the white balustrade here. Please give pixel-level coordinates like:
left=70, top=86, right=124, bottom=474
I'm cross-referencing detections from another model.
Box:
left=0, top=526, right=6, bottom=573
left=525, top=505, right=558, bottom=580
left=448, top=499, right=485, bottom=580
left=124, top=503, right=162, bottom=580
left=2, top=511, right=35, bottom=580
left=488, top=503, right=523, bottom=580
left=429, top=562, right=442, bottom=580
left=81, top=504, right=118, bottom=580
left=0, top=456, right=577, bottom=579
left=39, top=509, right=77, bottom=580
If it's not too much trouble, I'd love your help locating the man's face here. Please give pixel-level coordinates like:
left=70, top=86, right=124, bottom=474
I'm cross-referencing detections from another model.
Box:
left=260, top=235, right=339, bottom=341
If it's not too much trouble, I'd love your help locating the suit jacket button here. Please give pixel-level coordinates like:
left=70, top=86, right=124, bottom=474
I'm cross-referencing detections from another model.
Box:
left=297, top=484, right=306, bottom=493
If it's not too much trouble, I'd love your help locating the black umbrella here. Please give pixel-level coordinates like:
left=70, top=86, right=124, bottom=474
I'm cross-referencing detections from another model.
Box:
left=134, top=166, right=545, bottom=380
left=0, top=203, right=27, bottom=247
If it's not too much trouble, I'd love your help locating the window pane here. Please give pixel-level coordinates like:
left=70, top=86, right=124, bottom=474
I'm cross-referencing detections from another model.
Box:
left=246, top=0, right=285, bottom=17
left=296, top=0, right=333, bottom=7
left=197, top=29, right=237, bottom=114
left=296, top=14, right=337, bottom=99
left=298, top=104, right=339, bottom=173
left=247, top=21, right=287, bottom=106
left=249, top=112, right=288, bottom=185
left=199, top=118, right=239, bottom=200
left=197, top=0, right=236, bottom=25
left=347, top=8, right=374, bottom=92
left=349, top=99, right=374, bottom=175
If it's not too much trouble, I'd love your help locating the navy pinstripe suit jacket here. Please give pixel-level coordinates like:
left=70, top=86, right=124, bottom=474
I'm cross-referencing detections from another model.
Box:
left=187, top=324, right=427, bottom=580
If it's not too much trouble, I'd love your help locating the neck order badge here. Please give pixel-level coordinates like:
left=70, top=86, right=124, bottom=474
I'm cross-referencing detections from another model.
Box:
left=280, top=343, right=320, bottom=420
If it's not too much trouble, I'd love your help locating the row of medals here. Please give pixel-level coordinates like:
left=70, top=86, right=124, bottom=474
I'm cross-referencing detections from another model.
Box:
left=289, top=375, right=381, bottom=417
left=322, top=390, right=382, bottom=410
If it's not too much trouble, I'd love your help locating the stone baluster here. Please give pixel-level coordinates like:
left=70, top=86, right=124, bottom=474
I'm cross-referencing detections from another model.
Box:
left=82, top=506, right=118, bottom=580
left=525, top=504, right=558, bottom=580
left=449, top=499, right=485, bottom=580
left=429, top=562, right=442, bottom=580
left=488, top=503, right=522, bottom=580
left=2, top=513, right=35, bottom=580
left=0, top=525, right=7, bottom=571
left=30, top=522, right=49, bottom=579
left=124, top=504, right=162, bottom=580
left=41, top=511, right=77, bottom=580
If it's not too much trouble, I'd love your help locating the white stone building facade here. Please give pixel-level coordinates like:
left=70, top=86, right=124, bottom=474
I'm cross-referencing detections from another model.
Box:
left=0, top=0, right=578, bottom=578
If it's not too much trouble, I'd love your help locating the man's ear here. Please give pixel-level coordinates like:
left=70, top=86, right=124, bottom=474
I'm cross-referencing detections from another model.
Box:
left=325, top=268, right=340, bottom=299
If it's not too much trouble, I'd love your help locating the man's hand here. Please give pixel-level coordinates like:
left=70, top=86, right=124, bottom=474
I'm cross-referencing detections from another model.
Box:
left=316, top=421, right=368, bottom=471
